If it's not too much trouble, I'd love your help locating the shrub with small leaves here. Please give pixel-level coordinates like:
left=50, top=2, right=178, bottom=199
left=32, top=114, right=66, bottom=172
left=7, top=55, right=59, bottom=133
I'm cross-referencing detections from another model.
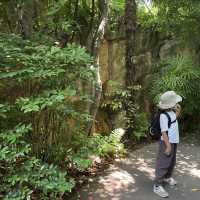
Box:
left=0, top=124, right=75, bottom=199
left=0, top=33, right=94, bottom=199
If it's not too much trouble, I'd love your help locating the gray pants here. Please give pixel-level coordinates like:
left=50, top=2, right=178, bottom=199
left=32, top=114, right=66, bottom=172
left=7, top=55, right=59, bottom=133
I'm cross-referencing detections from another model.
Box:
left=155, top=141, right=177, bottom=185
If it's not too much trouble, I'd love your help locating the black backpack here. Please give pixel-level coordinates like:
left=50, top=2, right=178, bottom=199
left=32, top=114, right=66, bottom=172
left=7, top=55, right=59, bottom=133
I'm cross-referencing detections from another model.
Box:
left=149, top=110, right=176, bottom=140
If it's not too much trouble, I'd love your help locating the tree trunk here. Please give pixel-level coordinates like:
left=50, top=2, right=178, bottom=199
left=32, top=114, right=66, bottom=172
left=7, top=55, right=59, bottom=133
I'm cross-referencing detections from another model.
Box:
left=86, top=0, right=109, bottom=135
left=18, top=0, right=34, bottom=39
left=125, top=0, right=137, bottom=86
left=124, top=0, right=137, bottom=134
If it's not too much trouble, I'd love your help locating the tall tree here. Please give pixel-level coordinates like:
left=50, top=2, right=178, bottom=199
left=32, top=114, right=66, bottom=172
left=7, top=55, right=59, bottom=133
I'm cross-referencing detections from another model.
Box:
left=86, top=0, right=109, bottom=135
left=125, top=0, right=137, bottom=86
left=124, top=0, right=137, bottom=134
left=18, top=0, right=34, bottom=39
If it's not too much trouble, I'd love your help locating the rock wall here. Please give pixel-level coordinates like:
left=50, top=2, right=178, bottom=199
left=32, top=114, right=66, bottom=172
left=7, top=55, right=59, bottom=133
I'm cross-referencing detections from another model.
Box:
left=95, top=30, right=183, bottom=133
left=99, top=39, right=126, bottom=85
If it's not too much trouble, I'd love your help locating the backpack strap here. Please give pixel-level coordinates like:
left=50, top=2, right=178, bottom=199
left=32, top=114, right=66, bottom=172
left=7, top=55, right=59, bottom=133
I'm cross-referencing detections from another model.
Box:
left=162, top=111, right=176, bottom=128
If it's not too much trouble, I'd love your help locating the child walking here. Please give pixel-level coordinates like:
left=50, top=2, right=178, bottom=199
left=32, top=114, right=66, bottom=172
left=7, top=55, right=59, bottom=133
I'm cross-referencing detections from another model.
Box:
left=153, top=91, right=182, bottom=198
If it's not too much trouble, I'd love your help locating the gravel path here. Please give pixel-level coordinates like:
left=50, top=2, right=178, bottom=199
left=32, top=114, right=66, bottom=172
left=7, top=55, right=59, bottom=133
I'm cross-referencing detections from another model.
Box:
left=70, top=142, right=200, bottom=200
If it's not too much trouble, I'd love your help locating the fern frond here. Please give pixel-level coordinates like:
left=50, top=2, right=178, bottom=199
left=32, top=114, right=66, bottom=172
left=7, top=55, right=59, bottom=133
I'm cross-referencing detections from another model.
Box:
left=151, top=55, right=200, bottom=115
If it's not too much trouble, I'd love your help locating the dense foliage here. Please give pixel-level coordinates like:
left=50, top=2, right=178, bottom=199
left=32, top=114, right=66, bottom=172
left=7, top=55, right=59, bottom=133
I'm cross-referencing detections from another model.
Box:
left=0, top=33, right=125, bottom=199
left=152, top=56, right=200, bottom=116
left=0, top=33, right=92, bottom=198
left=101, top=81, right=148, bottom=140
left=153, top=0, right=200, bottom=46
left=0, top=0, right=108, bottom=51
left=0, top=124, right=75, bottom=199
left=1, top=0, right=200, bottom=198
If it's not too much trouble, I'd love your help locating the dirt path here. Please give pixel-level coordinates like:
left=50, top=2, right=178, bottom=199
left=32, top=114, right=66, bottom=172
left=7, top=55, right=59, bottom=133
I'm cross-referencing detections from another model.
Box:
left=70, top=142, right=200, bottom=200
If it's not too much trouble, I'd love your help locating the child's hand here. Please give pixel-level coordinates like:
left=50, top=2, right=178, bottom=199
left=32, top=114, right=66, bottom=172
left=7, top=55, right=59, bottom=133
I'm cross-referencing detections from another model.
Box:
left=175, top=103, right=181, bottom=111
left=175, top=103, right=181, bottom=118
left=165, top=144, right=172, bottom=156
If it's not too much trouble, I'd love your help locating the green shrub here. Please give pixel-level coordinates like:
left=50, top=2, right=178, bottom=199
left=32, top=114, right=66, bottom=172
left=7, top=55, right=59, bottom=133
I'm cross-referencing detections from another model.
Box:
left=69, top=129, right=126, bottom=168
left=0, top=33, right=94, bottom=199
left=92, top=129, right=126, bottom=157
left=132, top=112, right=149, bottom=141
left=0, top=124, right=75, bottom=199
left=0, top=32, right=127, bottom=199
left=101, top=80, right=148, bottom=141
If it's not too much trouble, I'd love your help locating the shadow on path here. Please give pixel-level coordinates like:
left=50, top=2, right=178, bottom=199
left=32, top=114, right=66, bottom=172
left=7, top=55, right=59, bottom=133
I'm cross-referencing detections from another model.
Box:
left=70, top=143, right=200, bottom=200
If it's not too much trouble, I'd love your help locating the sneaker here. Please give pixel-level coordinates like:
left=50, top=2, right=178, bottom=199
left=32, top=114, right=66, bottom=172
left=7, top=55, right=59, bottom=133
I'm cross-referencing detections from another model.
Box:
left=164, top=177, right=177, bottom=186
left=153, top=185, right=169, bottom=198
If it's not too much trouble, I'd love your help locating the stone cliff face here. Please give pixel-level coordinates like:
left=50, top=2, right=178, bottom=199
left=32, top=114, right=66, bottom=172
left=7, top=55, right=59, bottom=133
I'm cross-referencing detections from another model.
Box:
left=95, top=29, right=184, bottom=133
